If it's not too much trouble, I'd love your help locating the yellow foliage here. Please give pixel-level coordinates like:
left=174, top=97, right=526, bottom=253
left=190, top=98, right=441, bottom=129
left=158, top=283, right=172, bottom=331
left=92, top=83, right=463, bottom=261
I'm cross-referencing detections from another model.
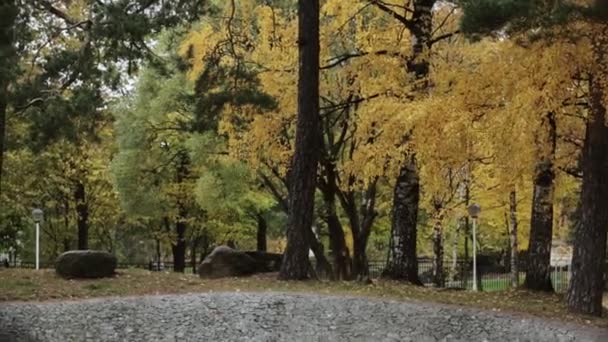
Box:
left=181, top=1, right=601, bottom=250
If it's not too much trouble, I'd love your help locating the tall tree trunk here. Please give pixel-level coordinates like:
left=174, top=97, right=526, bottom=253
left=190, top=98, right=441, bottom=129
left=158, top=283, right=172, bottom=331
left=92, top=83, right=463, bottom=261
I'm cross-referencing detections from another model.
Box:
left=172, top=151, right=189, bottom=273
left=155, top=236, right=161, bottom=270
left=75, top=181, right=89, bottom=250
left=383, top=0, right=435, bottom=284
left=307, top=226, right=333, bottom=279
left=0, top=0, right=17, bottom=196
left=525, top=112, right=556, bottom=292
left=319, top=162, right=351, bottom=280
left=257, top=214, right=267, bottom=252
left=172, top=217, right=186, bottom=273
left=352, top=234, right=368, bottom=280
left=383, top=157, right=422, bottom=284
left=326, top=207, right=351, bottom=280
left=201, top=227, right=210, bottom=260
left=432, top=204, right=445, bottom=287
left=342, top=180, right=377, bottom=281
left=567, top=28, right=608, bottom=315
left=509, top=190, right=519, bottom=288
left=463, top=216, right=470, bottom=289
left=0, top=89, right=6, bottom=195
left=322, top=187, right=351, bottom=280
left=279, top=0, right=320, bottom=280
left=191, top=237, right=199, bottom=273
left=450, top=218, right=461, bottom=281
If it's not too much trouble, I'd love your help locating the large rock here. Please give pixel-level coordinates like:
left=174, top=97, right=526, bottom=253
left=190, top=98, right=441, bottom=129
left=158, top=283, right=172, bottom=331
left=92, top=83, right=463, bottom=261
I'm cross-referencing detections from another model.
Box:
left=55, top=250, right=117, bottom=279
left=198, top=246, right=258, bottom=279
left=244, top=251, right=283, bottom=272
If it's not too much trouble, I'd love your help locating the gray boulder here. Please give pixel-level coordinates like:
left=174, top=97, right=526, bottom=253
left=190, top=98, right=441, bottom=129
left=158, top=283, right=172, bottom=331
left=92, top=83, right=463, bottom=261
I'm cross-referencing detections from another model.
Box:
left=198, top=246, right=257, bottom=279
left=55, top=250, right=117, bottom=279
left=244, top=251, right=283, bottom=272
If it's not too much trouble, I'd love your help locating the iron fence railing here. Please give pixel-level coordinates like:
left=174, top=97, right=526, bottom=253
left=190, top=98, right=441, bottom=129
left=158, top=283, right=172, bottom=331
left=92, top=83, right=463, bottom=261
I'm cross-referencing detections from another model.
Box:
left=368, top=259, right=572, bottom=293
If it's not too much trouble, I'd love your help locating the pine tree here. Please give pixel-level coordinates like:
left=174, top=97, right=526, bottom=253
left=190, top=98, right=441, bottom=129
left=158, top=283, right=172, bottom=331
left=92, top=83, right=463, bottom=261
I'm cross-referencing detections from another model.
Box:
left=0, top=0, right=208, bottom=199
left=0, top=0, right=18, bottom=195
left=278, top=0, right=321, bottom=280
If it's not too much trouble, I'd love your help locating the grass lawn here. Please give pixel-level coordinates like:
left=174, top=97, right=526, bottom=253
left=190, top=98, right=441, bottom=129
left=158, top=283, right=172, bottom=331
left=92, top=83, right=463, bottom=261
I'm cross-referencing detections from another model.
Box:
left=1, top=268, right=607, bottom=328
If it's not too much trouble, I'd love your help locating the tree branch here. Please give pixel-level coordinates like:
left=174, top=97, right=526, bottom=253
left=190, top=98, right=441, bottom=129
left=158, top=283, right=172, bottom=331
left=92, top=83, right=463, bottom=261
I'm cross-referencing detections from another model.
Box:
left=368, top=0, right=414, bottom=32
left=321, top=50, right=405, bottom=70
left=429, top=30, right=460, bottom=46
left=558, top=166, right=582, bottom=179
left=36, top=0, right=78, bottom=25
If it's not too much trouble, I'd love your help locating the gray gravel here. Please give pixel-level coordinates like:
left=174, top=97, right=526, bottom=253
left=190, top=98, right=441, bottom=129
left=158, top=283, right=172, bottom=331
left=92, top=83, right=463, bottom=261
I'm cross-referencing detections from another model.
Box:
left=1, top=292, right=606, bottom=342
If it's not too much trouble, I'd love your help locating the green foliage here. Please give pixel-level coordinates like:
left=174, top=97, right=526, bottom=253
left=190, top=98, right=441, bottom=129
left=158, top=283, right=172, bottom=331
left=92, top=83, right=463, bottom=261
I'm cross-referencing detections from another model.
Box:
left=0, top=0, right=18, bottom=87
left=460, top=0, right=579, bottom=35
left=460, top=0, right=534, bottom=34
left=111, top=66, right=193, bottom=218
left=195, top=160, right=276, bottom=240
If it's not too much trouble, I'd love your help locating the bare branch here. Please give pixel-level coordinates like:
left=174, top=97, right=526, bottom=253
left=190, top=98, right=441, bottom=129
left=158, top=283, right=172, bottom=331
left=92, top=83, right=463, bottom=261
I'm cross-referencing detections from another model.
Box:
left=321, top=50, right=405, bottom=70
left=429, top=30, right=460, bottom=46
left=558, top=166, right=583, bottom=179
left=368, top=0, right=415, bottom=32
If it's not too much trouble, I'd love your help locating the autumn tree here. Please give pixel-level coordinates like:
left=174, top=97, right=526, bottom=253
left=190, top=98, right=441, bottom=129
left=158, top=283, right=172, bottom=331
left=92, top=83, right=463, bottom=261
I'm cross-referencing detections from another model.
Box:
left=461, top=0, right=608, bottom=315
left=525, top=111, right=556, bottom=291
left=367, top=0, right=437, bottom=284
left=568, top=11, right=608, bottom=315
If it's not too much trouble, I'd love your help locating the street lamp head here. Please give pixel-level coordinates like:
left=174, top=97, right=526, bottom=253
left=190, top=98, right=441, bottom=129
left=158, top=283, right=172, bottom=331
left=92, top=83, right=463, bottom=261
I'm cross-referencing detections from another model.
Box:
left=32, top=208, right=44, bottom=223
left=467, top=203, right=481, bottom=218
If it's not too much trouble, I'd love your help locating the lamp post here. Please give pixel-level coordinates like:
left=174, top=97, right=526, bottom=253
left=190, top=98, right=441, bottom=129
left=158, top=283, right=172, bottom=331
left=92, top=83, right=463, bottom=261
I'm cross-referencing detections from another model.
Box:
left=467, top=204, right=481, bottom=291
left=32, top=208, right=43, bottom=270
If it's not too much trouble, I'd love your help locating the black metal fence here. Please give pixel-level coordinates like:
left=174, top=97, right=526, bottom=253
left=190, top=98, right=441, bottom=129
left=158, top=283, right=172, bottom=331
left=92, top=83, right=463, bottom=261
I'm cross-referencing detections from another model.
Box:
left=368, top=259, right=571, bottom=293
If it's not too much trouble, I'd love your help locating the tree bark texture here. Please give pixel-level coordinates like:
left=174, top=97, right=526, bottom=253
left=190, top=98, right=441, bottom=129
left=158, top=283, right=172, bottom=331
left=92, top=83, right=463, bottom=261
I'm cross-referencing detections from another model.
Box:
left=257, top=214, right=267, bottom=252
left=383, top=157, right=422, bottom=284
left=567, top=27, right=608, bottom=316
left=279, top=0, right=320, bottom=280
left=432, top=204, right=445, bottom=287
left=525, top=112, right=556, bottom=292
left=341, top=179, right=378, bottom=281
left=509, top=190, right=519, bottom=288
left=319, top=169, right=351, bottom=280
left=308, top=225, right=334, bottom=279
left=172, top=212, right=187, bottom=273
left=383, top=0, right=435, bottom=283
left=0, top=0, right=17, bottom=196
left=172, top=151, right=189, bottom=273
left=75, top=181, right=89, bottom=250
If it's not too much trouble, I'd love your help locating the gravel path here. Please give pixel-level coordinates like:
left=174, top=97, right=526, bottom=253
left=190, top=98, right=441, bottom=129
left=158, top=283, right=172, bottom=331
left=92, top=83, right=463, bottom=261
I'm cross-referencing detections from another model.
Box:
left=1, top=292, right=606, bottom=342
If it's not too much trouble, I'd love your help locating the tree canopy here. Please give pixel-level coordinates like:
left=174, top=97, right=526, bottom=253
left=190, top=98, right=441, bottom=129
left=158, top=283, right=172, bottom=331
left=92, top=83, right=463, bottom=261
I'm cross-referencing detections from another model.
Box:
left=2, top=0, right=607, bottom=317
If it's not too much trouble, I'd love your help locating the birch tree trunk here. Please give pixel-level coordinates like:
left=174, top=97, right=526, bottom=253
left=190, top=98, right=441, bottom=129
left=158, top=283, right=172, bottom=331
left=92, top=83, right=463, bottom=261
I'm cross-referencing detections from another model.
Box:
left=383, top=157, right=422, bottom=284
left=432, top=204, right=445, bottom=287
left=525, top=112, right=556, bottom=292
left=382, top=0, right=435, bottom=283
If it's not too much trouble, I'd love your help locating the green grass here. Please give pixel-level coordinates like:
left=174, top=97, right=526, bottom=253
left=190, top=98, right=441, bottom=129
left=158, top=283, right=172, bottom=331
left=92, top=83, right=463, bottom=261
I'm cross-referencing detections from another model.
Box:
left=1, top=268, right=606, bottom=328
